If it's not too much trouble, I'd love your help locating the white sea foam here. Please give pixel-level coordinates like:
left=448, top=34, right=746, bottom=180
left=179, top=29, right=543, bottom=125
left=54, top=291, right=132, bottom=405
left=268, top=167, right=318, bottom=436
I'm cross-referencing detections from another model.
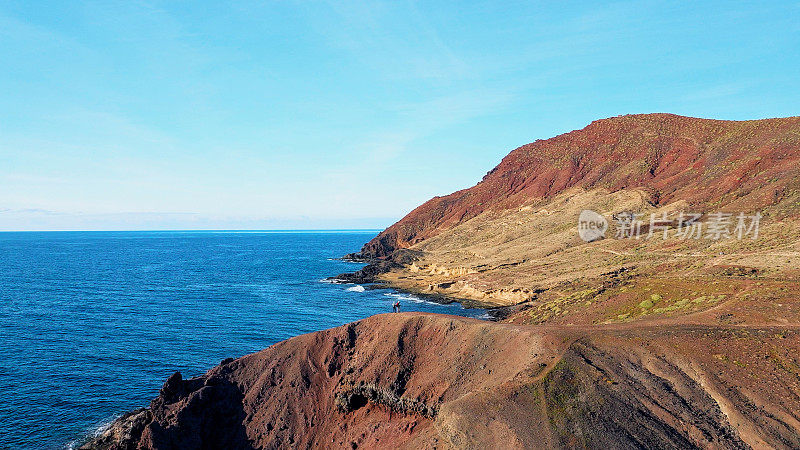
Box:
left=318, top=278, right=347, bottom=284
left=327, top=258, right=365, bottom=263
left=383, top=292, right=441, bottom=305
left=346, top=285, right=366, bottom=292
left=67, top=414, right=119, bottom=449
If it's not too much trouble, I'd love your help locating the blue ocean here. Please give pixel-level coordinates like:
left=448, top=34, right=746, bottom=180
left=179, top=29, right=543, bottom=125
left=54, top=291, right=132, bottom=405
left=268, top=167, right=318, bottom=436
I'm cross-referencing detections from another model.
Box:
left=0, top=231, right=486, bottom=449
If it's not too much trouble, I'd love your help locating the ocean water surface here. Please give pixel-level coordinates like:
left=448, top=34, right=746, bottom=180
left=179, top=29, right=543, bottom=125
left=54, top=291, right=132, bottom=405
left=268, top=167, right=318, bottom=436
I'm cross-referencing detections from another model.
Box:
left=0, top=231, right=486, bottom=449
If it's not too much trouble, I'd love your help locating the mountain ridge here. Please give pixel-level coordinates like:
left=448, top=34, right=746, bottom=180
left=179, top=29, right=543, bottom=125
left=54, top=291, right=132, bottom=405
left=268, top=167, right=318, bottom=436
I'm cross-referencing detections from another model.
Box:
left=357, top=113, right=800, bottom=258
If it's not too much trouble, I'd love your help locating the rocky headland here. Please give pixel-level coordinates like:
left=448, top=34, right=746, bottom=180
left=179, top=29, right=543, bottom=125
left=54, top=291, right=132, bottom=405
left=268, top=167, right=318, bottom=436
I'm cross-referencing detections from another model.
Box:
left=83, top=114, right=800, bottom=449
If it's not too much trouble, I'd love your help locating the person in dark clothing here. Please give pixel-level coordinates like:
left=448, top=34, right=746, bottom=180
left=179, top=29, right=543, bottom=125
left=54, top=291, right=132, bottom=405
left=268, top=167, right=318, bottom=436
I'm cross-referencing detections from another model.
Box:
left=393, top=301, right=401, bottom=313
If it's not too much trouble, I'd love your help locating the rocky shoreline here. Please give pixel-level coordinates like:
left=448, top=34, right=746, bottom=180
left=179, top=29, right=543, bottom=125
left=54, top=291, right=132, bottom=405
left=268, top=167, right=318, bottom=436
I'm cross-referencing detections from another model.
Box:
left=335, top=258, right=513, bottom=314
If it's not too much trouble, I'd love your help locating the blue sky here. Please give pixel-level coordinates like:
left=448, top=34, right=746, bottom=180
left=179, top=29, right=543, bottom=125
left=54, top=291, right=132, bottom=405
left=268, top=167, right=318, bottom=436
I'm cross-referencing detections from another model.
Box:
left=1, top=1, right=798, bottom=230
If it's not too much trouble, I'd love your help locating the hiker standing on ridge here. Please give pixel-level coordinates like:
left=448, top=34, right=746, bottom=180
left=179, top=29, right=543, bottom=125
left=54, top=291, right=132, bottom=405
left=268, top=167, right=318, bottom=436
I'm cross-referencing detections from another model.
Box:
left=393, top=301, right=401, bottom=313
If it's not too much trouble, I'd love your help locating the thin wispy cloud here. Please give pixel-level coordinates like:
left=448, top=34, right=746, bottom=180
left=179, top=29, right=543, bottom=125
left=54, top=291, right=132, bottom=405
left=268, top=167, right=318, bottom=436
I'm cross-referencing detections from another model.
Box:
left=301, top=0, right=469, bottom=81
left=0, top=1, right=798, bottom=230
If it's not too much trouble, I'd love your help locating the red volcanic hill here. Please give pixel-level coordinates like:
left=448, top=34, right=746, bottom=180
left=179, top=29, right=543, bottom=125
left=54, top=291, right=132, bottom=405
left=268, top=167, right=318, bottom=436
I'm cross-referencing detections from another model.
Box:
left=83, top=313, right=800, bottom=449
left=358, top=114, right=800, bottom=258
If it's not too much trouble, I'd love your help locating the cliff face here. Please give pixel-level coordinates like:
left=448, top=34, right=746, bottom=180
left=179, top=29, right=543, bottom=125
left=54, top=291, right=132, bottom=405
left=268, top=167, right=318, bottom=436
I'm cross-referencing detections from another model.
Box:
left=83, top=313, right=800, bottom=449
left=358, top=114, right=800, bottom=258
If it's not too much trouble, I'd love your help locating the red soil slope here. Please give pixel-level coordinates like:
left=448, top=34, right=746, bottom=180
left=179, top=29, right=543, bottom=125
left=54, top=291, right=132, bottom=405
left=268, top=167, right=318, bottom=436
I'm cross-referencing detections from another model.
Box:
left=83, top=313, right=800, bottom=449
left=359, top=114, right=800, bottom=257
